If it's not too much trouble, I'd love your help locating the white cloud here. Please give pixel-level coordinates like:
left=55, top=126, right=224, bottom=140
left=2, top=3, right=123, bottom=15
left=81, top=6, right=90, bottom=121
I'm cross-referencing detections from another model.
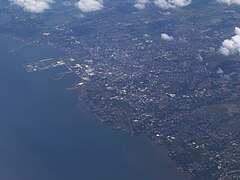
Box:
left=217, top=0, right=240, bottom=5
left=154, top=0, right=191, bottom=9
left=161, top=33, right=174, bottom=41
left=10, top=0, right=54, bottom=13
left=76, top=0, right=104, bottom=12
left=62, top=1, right=73, bottom=6
left=134, top=0, right=150, bottom=10
left=219, top=27, right=240, bottom=56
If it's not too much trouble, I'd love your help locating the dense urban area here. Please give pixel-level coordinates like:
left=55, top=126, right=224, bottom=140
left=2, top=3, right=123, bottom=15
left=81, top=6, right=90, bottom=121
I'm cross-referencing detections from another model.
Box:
left=1, top=0, right=240, bottom=179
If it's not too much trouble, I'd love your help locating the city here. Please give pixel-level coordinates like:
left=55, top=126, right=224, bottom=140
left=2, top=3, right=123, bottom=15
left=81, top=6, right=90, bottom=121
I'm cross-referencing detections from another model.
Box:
left=1, top=0, right=240, bottom=179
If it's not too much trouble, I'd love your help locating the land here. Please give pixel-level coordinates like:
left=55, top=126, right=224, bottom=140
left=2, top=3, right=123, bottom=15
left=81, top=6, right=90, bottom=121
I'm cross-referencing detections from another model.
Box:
left=1, top=0, right=240, bottom=179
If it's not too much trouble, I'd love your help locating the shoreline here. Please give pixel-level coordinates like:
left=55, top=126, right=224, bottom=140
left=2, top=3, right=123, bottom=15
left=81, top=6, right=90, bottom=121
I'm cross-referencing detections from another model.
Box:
left=2, top=33, right=191, bottom=180
left=76, top=95, right=191, bottom=179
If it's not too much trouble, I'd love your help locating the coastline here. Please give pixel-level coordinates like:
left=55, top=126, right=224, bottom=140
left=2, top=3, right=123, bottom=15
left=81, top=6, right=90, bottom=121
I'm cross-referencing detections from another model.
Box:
left=76, top=95, right=191, bottom=179
left=0, top=33, right=191, bottom=180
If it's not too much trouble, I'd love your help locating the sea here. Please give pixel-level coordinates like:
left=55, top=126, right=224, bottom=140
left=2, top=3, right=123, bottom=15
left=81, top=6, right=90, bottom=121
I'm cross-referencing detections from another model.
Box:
left=0, top=34, right=190, bottom=180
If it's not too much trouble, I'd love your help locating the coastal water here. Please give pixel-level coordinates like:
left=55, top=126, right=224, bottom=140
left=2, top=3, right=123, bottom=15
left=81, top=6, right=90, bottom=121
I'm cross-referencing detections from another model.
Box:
left=0, top=34, right=189, bottom=180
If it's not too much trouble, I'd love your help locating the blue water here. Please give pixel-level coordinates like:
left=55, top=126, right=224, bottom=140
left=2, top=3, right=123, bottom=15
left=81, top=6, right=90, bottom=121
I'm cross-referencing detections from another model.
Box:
left=0, top=34, right=189, bottom=180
